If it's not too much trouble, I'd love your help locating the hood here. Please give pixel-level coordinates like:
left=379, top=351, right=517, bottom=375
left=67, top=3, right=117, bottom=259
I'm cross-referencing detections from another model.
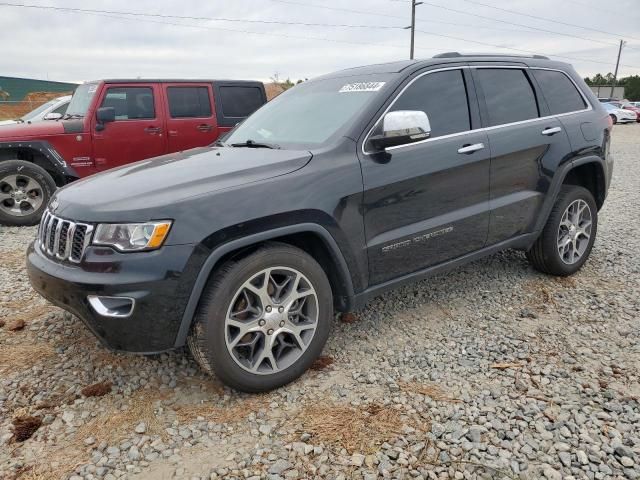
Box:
left=53, top=146, right=312, bottom=221
left=0, top=119, right=67, bottom=139
left=0, top=119, right=19, bottom=127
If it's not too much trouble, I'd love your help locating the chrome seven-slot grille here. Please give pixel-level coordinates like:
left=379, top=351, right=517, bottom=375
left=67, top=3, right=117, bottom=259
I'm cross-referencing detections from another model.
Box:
left=38, top=211, right=94, bottom=263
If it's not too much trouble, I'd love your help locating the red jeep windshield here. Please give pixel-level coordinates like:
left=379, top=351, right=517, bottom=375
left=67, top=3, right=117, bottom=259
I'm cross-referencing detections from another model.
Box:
left=65, top=83, right=98, bottom=118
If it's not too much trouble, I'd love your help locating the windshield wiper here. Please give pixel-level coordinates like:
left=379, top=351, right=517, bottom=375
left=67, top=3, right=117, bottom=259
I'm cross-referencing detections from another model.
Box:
left=231, top=139, right=280, bottom=149
left=62, top=114, right=84, bottom=120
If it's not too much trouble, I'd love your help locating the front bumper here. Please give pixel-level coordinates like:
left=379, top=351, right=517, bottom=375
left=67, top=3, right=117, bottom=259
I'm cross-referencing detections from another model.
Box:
left=27, top=240, right=199, bottom=353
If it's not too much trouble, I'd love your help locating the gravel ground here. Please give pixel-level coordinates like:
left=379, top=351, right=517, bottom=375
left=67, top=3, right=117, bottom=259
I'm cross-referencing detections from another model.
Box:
left=1, top=123, right=639, bottom=480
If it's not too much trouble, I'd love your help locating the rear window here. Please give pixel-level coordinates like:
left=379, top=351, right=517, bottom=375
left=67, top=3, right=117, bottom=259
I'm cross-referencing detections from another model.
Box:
left=218, top=86, right=264, bottom=118
left=167, top=86, right=212, bottom=118
left=477, top=69, right=539, bottom=127
left=532, top=70, right=587, bottom=115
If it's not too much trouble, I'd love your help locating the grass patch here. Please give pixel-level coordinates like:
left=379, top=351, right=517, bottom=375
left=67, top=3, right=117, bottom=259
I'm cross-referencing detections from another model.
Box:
left=399, top=381, right=461, bottom=403
left=294, top=402, right=424, bottom=453
left=173, top=396, right=268, bottom=424
left=0, top=342, right=56, bottom=375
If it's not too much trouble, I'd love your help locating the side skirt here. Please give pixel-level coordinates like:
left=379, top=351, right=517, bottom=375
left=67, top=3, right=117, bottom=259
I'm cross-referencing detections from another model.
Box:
left=349, top=232, right=539, bottom=310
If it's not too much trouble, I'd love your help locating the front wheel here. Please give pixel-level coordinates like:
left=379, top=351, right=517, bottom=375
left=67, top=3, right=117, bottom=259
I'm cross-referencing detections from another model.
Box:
left=187, top=243, right=333, bottom=392
left=0, top=160, right=56, bottom=226
left=526, top=185, right=598, bottom=276
left=610, top=114, right=618, bottom=125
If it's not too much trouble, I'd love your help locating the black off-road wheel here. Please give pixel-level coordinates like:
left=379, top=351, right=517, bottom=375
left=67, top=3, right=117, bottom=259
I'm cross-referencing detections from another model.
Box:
left=526, top=185, right=598, bottom=276
left=187, top=243, right=333, bottom=393
left=0, top=160, right=56, bottom=226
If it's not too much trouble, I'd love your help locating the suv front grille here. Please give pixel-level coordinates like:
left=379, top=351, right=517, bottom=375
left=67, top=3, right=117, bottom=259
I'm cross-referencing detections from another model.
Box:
left=38, top=211, right=94, bottom=263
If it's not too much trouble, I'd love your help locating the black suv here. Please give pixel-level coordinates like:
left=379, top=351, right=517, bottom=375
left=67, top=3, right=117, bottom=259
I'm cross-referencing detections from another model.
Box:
left=27, top=53, right=613, bottom=392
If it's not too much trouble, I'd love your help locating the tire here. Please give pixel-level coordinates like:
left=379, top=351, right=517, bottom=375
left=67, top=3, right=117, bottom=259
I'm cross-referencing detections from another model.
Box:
left=610, top=114, right=617, bottom=125
left=187, top=243, right=333, bottom=392
left=526, top=185, right=598, bottom=276
left=0, top=160, right=56, bottom=226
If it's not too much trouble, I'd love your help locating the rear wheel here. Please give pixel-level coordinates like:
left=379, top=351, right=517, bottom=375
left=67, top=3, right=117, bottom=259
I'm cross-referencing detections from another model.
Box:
left=187, top=243, right=333, bottom=392
left=526, top=185, right=597, bottom=276
left=0, top=160, right=56, bottom=226
left=610, top=114, right=618, bottom=125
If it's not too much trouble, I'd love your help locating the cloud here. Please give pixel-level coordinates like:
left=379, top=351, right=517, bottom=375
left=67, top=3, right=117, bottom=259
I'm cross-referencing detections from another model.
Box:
left=1, top=0, right=639, bottom=82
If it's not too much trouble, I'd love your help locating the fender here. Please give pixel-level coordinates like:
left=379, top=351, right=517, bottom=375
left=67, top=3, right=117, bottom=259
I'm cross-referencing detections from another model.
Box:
left=0, top=140, right=79, bottom=180
left=173, top=223, right=356, bottom=347
left=532, top=154, right=606, bottom=235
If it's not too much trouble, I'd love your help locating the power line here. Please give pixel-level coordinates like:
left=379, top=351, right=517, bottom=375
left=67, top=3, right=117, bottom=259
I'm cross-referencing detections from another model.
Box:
left=413, top=29, right=640, bottom=69
left=0, top=2, right=405, bottom=30
left=27, top=7, right=417, bottom=52
left=2, top=1, right=639, bottom=71
left=458, top=0, right=640, bottom=43
left=417, top=1, right=627, bottom=49
left=277, top=0, right=640, bottom=51
left=270, top=0, right=541, bottom=34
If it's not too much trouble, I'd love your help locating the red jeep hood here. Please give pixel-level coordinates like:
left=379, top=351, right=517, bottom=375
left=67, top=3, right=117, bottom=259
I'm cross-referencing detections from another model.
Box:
left=0, top=121, right=67, bottom=140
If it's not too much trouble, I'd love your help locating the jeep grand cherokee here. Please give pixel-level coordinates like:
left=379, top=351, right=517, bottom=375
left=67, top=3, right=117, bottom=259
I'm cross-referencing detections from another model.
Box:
left=27, top=53, right=613, bottom=392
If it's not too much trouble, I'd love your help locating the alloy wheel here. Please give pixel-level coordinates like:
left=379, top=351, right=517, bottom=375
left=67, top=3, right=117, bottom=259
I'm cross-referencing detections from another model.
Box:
left=224, top=267, right=319, bottom=375
left=0, top=174, right=44, bottom=217
left=557, top=199, right=592, bottom=265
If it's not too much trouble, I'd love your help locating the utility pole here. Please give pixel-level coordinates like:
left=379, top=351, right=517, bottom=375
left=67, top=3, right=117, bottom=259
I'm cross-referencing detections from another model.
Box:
left=610, top=39, right=626, bottom=98
left=405, top=0, right=423, bottom=60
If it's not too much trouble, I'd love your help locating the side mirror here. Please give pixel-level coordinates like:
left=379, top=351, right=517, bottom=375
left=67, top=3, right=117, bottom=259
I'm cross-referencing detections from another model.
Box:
left=96, top=107, right=115, bottom=131
left=369, top=110, right=431, bottom=151
left=43, top=112, right=62, bottom=121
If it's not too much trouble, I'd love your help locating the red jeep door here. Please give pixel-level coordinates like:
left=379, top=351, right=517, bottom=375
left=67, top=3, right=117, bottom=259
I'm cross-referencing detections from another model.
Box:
left=163, top=83, right=219, bottom=153
left=92, top=83, right=167, bottom=170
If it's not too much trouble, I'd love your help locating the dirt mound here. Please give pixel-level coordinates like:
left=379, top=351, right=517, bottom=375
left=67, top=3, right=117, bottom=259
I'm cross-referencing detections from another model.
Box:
left=0, top=91, right=72, bottom=121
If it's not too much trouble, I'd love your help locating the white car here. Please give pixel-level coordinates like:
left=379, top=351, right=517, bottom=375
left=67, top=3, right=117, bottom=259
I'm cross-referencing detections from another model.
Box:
left=0, top=95, right=72, bottom=126
left=603, top=102, right=636, bottom=124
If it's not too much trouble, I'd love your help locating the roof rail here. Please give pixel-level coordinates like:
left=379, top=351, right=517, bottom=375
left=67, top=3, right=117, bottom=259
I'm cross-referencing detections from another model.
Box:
left=432, top=52, right=550, bottom=60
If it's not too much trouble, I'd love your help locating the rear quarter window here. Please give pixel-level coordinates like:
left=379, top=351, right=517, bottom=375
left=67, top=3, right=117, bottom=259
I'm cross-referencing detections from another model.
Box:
left=167, top=86, right=212, bottom=118
left=218, top=86, right=264, bottom=118
left=532, top=70, right=587, bottom=115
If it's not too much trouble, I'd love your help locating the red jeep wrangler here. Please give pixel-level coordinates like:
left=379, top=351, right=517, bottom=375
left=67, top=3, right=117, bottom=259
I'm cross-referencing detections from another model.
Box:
left=0, top=79, right=267, bottom=226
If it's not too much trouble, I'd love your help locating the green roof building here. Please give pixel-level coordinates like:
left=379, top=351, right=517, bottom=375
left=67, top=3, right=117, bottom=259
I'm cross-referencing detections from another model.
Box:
left=0, top=76, right=78, bottom=103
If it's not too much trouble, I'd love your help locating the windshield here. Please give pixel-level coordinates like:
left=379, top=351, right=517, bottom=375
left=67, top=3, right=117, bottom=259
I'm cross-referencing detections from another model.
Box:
left=21, top=99, right=58, bottom=121
left=225, top=75, right=391, bottom=149
left=65, top=83, right=98, bottom=117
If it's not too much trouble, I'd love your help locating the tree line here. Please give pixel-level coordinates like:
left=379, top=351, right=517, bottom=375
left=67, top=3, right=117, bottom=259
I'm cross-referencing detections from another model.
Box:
left=583, top=74, right=640, bottom=101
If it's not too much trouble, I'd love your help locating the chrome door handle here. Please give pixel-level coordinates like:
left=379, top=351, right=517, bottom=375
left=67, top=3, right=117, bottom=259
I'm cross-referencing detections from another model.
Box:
left=542, top=126, right=562, bottom=136
left=457, top=143, right=485, bottom=154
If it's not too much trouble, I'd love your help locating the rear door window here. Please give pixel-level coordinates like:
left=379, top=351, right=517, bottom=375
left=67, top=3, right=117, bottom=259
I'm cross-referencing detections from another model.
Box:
left=476, top=69, right=539, bottom=126
left=390, top=69, right=471, bottom=138
left=167, top=86, right=212, bottom=118
left=101, top=87, right=155, bottom=120
left=218, top=86, right=265, bottom=118
left=532, top=70, right=587, bottom=115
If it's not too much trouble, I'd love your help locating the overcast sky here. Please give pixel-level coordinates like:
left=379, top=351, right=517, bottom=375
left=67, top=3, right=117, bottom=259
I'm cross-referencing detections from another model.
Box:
left=1, top=0, right=639, bottom=84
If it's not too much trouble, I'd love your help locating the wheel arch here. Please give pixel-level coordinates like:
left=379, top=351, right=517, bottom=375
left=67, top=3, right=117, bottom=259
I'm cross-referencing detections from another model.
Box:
left=174, top=223, right=356, bottom=348
left=0, top=141, right=78, bottom=187
left=531, top=156, right=607, bottom=238
left=561, top=161, right=606, bottom=210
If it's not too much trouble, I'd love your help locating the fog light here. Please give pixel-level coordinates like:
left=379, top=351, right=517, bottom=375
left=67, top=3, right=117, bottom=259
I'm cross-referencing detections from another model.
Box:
left=87, top=295, right=135, bottom=318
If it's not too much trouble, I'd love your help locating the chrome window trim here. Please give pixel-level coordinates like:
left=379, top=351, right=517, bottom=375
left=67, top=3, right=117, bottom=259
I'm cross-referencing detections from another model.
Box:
left=362, top=65, right=593, bottom=155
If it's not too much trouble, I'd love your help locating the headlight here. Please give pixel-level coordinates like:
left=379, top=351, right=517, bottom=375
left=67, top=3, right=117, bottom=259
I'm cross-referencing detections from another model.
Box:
left=93, top=221, right=172, bottom=252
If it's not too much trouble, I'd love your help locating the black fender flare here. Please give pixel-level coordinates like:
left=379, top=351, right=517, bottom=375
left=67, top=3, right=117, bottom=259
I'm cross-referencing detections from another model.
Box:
left=174, top=223, right=355, bottom=347
left=0, top=140, right=79, bottom=181
left=532, top=155, right=606, bottom=235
